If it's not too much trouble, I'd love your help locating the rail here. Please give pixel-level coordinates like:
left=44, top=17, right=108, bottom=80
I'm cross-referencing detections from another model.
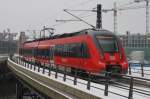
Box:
left=10, top=56, right=150, bottom=99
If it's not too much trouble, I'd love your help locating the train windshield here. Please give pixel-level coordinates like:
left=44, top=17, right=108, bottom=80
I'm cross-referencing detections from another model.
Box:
left=96, top=36, right=119, bottom=52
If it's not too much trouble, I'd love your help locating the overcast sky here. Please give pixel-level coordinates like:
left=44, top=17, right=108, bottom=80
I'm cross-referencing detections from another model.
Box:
left=0, top=0, right=148, bottom=36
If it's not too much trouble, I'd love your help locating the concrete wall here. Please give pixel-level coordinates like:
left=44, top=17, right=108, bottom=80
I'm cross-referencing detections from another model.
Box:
left=7, top=58, right=101, bottom=99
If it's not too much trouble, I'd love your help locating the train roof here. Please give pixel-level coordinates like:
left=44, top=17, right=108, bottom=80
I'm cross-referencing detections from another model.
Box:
left=25, top=28, right=116, bottom=43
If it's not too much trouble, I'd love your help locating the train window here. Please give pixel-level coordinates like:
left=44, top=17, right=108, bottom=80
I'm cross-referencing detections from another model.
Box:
left=54, top=45, right=63, bottom=56
left=37, top=49, right=40, bottom=56
left=97, top=36, right=119, bottom=52
left=43, top=49, right=46, bottom=57
left=69, top=43, right=84, bottom=58
left=76, top=43, right=82, bottom=57
left=49, top=46, right=54, bottom=59
left=69, top=44, right=75, bottom=57
left=81, top=43, right=90, bottom=58
left=54, top=46, right=58, bottom=56
left=54, top=43, right=90, bottom=58
left=34, top=48, right=38, bottom=56
left=46, top=49, right=50, bottom=57
left=68, top=43, right=79, bottom=57
left=37, top=49, right=42, bottom=56
left=42, top=49, right=45, bottom=56
left=37, top=49, right=49, bottom=57
left=32, top=49, right=34, bottom=56
left=62, top=44, right=69, bottom=57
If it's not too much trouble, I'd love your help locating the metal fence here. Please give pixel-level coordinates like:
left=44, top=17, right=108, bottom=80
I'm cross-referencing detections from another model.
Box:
left=128, top=63, right=150, bottom=77
left=10, top=56, right=150, bottom=99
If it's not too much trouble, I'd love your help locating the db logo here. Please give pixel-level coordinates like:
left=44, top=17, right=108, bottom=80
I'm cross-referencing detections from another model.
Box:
left=110, top=56, right=115, bottom=60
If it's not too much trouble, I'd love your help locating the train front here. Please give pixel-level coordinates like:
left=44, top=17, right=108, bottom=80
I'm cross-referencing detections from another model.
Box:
left=93, top=30, right=128, bottom=74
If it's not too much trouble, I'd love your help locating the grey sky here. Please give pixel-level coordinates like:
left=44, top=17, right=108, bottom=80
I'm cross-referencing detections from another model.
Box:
left=0, top=0, right=148, bottom=35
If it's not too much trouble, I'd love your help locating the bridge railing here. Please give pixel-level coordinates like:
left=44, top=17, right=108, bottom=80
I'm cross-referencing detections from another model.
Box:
left=11, top=56, right=150, bottom=99
left=128, top=62, right=150, bottom=77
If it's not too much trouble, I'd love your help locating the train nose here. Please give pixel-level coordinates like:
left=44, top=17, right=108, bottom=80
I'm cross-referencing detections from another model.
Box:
left=103, top=53, right=121, bottom=64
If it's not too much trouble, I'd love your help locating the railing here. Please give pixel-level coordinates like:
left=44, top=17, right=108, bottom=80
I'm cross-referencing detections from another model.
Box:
left=128, top=62, right=150, bottom=77
left=10, top=56, right=150, bottom=99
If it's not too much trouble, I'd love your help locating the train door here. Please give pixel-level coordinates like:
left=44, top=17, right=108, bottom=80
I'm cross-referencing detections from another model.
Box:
left=49, top=45, right=55, bottom=64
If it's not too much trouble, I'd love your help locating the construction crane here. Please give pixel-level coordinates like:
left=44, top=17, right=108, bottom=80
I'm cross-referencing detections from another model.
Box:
left=134, top=0, right=150, bottom=34
left=93, top=1, right=150, bottom=34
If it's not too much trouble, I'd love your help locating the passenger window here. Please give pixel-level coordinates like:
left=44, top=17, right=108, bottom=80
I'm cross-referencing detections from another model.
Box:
left=81, top=43, right=90, bottom=58
left=62, top=44, right=69, bottom=57
left=69, top=43, right=77, bottom=57
left=50, top=47, right=54, bottom=59
left=54, top=43, right=90, bottom=58
left=54, top=45, right=63, bottom=56
left=69, top=43, right=82, bottom=58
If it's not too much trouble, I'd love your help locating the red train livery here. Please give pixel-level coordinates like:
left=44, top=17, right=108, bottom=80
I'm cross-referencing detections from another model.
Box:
left=19, top=29, right=128, bottom=75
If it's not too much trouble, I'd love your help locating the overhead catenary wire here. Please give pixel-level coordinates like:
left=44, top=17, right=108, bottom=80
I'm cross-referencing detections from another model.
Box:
left=36, top=0, right=97, bottom=32
left=39, top=0, right=98, bottom=33
left=24, top=0, right=150, bottom=37
left=54, top=11, right=95, bottom=25
left=63, top=9, right=96, bottom=28
left=44, top=4, right=149, bottom=29
left=43, top=0, right=150, bottom=35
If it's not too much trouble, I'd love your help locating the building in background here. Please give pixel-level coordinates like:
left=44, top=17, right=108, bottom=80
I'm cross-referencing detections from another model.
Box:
left=18, top=32, right=26, bottom=48
left=119, top=32, right=150, bottom=60
left=0, top=32, right=18, bottom=54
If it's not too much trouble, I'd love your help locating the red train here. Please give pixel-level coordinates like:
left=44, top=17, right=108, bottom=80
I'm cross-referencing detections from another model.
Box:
left=19, top=29, right=128, bottom=75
